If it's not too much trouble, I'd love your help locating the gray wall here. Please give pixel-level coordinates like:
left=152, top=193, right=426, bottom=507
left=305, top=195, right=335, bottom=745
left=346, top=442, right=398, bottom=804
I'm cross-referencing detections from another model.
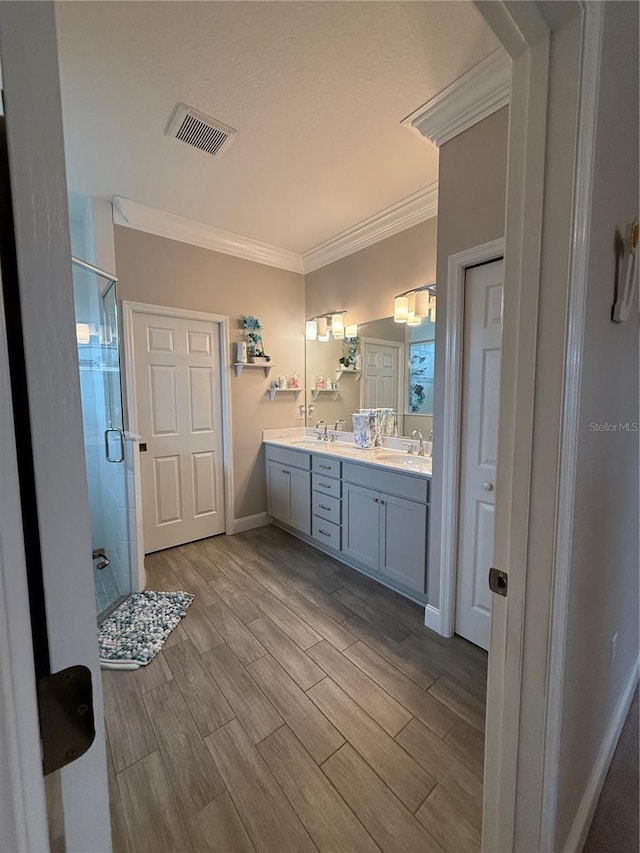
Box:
left=305, top=218, right=437, bottom=327
left=428, top=107, right=509, bottom=605
left=114, top=226, right=306, bottom=520
left=556, top=2, right=639, bottom=846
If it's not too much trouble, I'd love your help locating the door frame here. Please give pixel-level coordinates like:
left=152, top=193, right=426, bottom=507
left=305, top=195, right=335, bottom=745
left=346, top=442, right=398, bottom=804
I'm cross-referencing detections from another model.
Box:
left=121, top=301, right=235, bottom=552
left=359, top=336, right=405, bottom=416
left=438, top=239, right=504, bottom=639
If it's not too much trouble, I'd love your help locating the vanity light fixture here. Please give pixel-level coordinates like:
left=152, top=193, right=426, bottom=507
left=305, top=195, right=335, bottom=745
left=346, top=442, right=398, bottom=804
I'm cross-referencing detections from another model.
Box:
left=331, top=313, right=345, bottom=340
left=305, top=320, right=318, bottom=340
left=414, top=290, right=430, bottom=319
left=394, top=284, right=436, bottom=324
left=316, top=316, right=329, bottom=341
left=76, top=323, right=91, bottom=344
left=428, top=294, right=437, bottom=323
left=345, top=323, right=358, bottom=338
left=393, top=295, right=409, bottom=323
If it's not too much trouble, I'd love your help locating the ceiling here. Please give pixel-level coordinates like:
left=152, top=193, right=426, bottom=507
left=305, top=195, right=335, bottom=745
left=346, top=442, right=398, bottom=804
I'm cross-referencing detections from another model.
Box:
left=56, top=1, right=500, bottom=255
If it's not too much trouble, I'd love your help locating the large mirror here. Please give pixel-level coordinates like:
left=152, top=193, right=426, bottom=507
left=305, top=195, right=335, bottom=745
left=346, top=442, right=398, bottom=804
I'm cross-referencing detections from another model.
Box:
left=304, top=314, right=435, bottom=439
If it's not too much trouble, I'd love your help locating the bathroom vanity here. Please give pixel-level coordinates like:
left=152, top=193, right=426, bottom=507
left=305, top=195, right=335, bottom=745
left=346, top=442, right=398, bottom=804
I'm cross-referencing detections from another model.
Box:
left=264, top=430, right=431, bottom=603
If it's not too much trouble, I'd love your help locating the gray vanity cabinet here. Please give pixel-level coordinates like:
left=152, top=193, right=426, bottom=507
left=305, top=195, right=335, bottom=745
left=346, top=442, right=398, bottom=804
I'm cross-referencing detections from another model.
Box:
left=342, top=462, right=429, bottom=596
left=265, top=447, right=311, bottom=535
left=264, top=443, right=429, bottom=601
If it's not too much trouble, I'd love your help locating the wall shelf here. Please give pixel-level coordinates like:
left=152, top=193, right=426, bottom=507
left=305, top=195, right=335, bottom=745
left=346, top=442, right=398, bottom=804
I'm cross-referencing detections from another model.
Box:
left=233, top=362, right=273, bottom=377
left=336, top=369, right=361, bottom=381
left=311, top=388, right=342, bottom=400
left=267, top=388, right=304, bottom=401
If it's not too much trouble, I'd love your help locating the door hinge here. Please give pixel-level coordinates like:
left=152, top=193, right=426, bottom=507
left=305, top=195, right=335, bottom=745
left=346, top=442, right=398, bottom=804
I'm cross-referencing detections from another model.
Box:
left=489, top=567, right=508, bottom=597
left=38, top=665, right=96, bottom=775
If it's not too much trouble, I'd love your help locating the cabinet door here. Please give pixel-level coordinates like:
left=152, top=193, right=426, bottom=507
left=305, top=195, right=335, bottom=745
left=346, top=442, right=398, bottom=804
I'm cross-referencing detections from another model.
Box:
left=380, top=493, right=427, bottom=594
left=343, top=483, right=380, bottom=572
left=266, top=461, right=291, bottom=523
left=288, top=467, right=311, bottom=535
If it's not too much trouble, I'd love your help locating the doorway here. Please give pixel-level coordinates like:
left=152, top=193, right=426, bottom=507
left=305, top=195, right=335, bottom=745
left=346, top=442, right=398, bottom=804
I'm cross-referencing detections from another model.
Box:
left=122, top=302, right=233, bottom=554
left=455, top=259, right=504, bottom=651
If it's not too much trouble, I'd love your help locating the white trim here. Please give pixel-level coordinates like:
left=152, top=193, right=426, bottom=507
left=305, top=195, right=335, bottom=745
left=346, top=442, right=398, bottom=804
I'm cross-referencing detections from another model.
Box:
left=231, top=512, right=271, bottom=535
left=0, top=267, right=49, bottom=852
left=478, top=4, right=551, bottom=851
left=563, top=659, right=639, bottom=853
left=113, top=189, right=440, bottom=276
left=302, top=183, right=438, bottom=274
left=540, top=4, right=604, bottom=849
left=402, top=49, right=511, bottom=148
left=113, top=196, right=304, bottom=275
left=440, top=239, right=505, bottom=639
left=423, top=603, right=442, bottom=633
left=121, top=301, right=235, bottom=552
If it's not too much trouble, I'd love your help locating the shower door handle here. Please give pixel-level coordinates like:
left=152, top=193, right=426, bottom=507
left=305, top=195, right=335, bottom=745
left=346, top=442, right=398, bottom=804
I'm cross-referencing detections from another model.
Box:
left=104, top=428, right=125, bottom=463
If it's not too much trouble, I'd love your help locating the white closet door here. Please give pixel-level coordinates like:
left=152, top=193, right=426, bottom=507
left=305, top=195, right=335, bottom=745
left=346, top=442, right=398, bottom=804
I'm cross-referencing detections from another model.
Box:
left=455, top=259, right=503, bottom=650
left=133, top=311, right=225, bottom=552
left=361, top=339, right=401, bottom=410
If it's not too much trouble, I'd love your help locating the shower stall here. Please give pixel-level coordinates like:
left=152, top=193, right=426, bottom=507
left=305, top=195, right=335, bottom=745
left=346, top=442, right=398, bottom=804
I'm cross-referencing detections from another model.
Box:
left=72, top=257, right=139, bottom=619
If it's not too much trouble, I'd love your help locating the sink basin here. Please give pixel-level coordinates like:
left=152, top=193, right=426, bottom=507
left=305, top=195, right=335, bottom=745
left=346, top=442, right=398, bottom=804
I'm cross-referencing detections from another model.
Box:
left=374, top=452, right=432, bottom=471
left=289, top=438, right=326, bottom=448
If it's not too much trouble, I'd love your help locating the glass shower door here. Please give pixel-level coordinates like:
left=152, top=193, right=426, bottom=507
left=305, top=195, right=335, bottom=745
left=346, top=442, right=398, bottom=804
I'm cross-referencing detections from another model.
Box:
left=73, top=260, right=132, bottom=618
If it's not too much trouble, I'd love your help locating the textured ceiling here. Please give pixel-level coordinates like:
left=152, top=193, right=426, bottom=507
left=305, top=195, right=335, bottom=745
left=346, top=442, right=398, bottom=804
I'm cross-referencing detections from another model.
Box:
left=56, top=1, right=500, bottom=254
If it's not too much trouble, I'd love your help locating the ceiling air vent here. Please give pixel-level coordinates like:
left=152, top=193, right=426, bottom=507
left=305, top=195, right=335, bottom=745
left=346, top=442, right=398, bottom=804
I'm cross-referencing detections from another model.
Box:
left=165, top=103, right=237, bottom=157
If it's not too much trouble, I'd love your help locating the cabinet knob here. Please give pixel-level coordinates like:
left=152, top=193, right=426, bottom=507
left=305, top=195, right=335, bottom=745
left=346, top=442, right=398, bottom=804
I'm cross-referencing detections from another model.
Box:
left=374, top=497, right=379, bottom=503
left=482, top=481, right=494, bottom=491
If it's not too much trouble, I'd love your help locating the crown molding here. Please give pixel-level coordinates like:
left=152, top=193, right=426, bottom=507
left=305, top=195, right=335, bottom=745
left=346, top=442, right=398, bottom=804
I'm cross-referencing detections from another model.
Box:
left=112, top=196, right=305, bottom=274
left=402, top=49, right=511, bottom=148
left=302, top=182, right=438, bottom=274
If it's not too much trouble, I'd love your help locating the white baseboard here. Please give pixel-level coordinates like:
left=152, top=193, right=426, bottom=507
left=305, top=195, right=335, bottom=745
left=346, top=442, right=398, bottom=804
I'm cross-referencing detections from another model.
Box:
left=563, top=656, right=639, bottom=852
left=230, top=512, right=271, bottom=535
left=424, top=603, right=442, bottom=633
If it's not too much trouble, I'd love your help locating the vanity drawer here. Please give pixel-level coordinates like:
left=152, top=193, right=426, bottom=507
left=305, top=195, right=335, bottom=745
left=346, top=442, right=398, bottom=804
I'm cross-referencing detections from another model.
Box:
left=342, top=461, right=429, bottom=503
left=265, top=445, right=311, bottom=471
left=312, top=454, right=341, bottom=479
left=312, top=473, right=341, bottom=499
left=312, top=492, right=341, bottom=524
left=312, top=516, right=341, bottom=550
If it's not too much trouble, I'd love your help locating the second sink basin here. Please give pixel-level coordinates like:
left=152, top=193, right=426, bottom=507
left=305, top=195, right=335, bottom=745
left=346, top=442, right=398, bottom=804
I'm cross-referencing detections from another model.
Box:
left=374, top=452, right=432, bottom=472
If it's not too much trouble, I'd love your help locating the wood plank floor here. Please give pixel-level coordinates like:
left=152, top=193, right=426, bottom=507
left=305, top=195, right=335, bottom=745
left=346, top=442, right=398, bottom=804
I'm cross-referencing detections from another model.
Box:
left=104, top=525, right=487, bottom=853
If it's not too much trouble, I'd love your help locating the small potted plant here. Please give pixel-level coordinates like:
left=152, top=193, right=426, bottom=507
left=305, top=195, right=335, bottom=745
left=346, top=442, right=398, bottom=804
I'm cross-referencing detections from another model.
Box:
left=339, top=337, right=359, bottom=370
left=242, top=315, right=271, bottom=363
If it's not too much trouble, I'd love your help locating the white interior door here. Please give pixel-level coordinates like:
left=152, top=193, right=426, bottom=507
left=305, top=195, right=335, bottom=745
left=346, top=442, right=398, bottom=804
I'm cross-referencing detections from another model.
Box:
left=455, top=259, right=503, bottom=650
left=132, top=309, right=226, bottom=553
left=361, top=338, right=402, bottom=411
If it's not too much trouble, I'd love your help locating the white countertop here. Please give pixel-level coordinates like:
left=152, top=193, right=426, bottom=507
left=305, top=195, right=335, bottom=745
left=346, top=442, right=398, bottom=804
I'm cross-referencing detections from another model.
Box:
left=263, top=427, right=432, bottom=478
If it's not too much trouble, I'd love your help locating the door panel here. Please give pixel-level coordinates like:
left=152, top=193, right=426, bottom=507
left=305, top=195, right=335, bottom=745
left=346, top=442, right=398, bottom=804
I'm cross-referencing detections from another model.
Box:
left=343, top=483, right=379, bottom=572
left=380, top=494, right=427, bottom=595
left=267, top=461, right=290, bottom=523
left=361, top=340, right=401, bottom=411
left=192, top=451, right=217, bottom=517
left=455, top=259, right=503, bottom=650
left=288, top=467, right=311, bottom=535
left=133, top=311, right=225, bottom=552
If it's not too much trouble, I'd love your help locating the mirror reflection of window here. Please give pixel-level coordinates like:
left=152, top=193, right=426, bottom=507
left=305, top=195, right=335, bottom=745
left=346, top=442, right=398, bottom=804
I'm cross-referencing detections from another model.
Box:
left=408, top=315, right=435, bottom=415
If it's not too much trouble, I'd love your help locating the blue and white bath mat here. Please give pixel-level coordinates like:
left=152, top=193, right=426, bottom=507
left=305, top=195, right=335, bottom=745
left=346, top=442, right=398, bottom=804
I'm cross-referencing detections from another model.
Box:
left=98, top=591, right=194, bottom=670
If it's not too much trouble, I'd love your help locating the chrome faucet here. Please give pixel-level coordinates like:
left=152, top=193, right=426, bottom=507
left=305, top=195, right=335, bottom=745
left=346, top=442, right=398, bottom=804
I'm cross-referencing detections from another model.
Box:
left=329, top=419, right=346, bottom=443
left=316, top=419, right=328, bottom=440
left=410, top=428, right=425, bottom=457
